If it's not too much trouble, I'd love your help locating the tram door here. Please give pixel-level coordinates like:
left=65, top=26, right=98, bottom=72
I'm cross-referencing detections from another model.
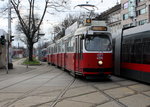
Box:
left=75, top=36, right=82, bottom=72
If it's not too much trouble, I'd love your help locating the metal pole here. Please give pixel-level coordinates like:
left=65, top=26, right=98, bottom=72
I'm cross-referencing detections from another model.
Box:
left=8, top=0, right=11, bottom=42
left=6, top=37, right=8, bottom=74
left=6, top=0, right=11, bottom=73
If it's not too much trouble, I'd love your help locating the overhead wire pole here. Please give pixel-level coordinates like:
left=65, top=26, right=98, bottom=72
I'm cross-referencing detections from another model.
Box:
left=6, top=0, right=12, bottom=73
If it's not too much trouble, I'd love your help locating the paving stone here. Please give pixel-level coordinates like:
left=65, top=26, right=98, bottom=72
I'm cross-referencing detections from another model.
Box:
left=70, top=79, right=87, bottom=88
left=119, top=94, right=150, bottom=107
left=94, top=82, right=120, bottom=90
left=29, top=86, right=63, bottom=95
left=104, top=87, right=135, bottom=99
left=143, top=91, right=150, bottom=97
left=38, top=102, right=52, bottom=107
left=129, top=84, right=150, bottom=92
left=67, top=92, right=109, bottom=104
left=20, top=78, right=50, bottom=85
left=43, top=77, right=73, bottom=87
left=116, top=80, right=138, bottom=86
left=9, top=96, right=54, bottom=107
left=62, top=86, right=97, bottom=98
left=0, top=100, right=16, bottom=107
left=0, top=85, right=38, bottom=93
left=0, top=93, right=22, bottom=102
left=55, top=100, right=93, bottom=107
left=111, top=76, right=127, bottom=81
left=0, top=59, right=149, bottom=107
left=30, top=89, right=61, bottom=97
left=96, top=101, right=122, bottom=107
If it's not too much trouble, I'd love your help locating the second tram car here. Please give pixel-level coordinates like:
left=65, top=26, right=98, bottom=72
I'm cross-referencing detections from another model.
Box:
left=47, top=19, right=113, bottom=78
left=40, top=48, right=47, bottom=62
left=114, top=23, right=150, bottom=83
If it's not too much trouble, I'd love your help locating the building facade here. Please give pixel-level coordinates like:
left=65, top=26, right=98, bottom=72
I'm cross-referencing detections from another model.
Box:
left=96, top=4, right=122, bottom=34
left=96, top=0, right=150, bottom=33
left=121, top=0, right=150, bottom=27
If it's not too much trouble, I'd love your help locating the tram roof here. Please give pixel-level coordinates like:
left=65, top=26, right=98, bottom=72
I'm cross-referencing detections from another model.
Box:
left=123, top=23, right=150, bottom=36
left=65, top=20, right=107, bottom=36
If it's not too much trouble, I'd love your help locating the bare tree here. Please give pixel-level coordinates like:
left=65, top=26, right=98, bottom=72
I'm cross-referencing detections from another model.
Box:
left=53, top=14, right=78, bottom=40
left=15, top=15, right=43, bottom=45
left=11, top=0, right=69, bottom=61
left=61, top=14, right=78, bottom=29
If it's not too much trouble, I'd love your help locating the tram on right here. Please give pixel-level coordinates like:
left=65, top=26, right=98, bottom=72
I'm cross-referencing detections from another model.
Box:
left=113, top=23, right=150, bottom=83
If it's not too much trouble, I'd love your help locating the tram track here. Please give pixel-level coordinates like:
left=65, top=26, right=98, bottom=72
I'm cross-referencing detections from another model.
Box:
left=50, top=78, right=128, bottom=107
left=1, top=64, right=149, bottom=107
left=49, top=77, right=76, bottom=107
left=86, top=78, right=145, bottom=107
left=0, top=65, right=53, bottom=91
left=90, top=85, right=128, bottom=107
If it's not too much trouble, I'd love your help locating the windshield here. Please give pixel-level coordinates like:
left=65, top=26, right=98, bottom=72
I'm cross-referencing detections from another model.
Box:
left=42, top=50, right=47, bottom=56
left=85, top=34, right=111, bottom=51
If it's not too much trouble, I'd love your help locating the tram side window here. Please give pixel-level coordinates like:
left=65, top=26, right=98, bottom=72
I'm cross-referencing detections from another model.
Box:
left=51, top=47, right=52, bottom=54
left=143, top=38, right=150, bottom=64
left=66, top=37, right=74, bottom=52
left=54, top=46, right=55, bottom=53
left=57, top=44, right=59, bottom=53
left=58, top=43, right=61, bottom=53
left=122, top=32, right=150, bottom=64
left=62, top=42, right=65, bottom=53
left=127, top=38, right=142, bottom=63
left=70, top=38, right=74, bottom=52
left=80, top=39, right=83, bottom=53
left=48, top=48, right=50, bottom=54
left=51, top=47, right=53, bottom=54
left=54, top=45, right=57, bottom=53
left=130, top=43, right=135, bottom=63
left=122, top=44, right=130, bottom=62
left=52, top=47, right=54, bottom=54
left=132, top=42, right=142, bottom=63
left=66, top=40, right=70, bottom=52
left=122, top=38, right=132, bottom=62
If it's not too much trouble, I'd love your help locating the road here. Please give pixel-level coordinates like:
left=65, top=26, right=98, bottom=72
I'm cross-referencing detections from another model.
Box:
left=0, top=59, right=150, bottom=107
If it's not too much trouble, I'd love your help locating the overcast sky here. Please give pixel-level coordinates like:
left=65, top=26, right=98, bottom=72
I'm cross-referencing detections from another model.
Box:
left=0, top=0, right=120, bottom=47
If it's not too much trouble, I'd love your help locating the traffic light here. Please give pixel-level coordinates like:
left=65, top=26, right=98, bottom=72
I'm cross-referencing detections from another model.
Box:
left=0, top=36, right=6, bottom=45
left=10, top=36, right=14, bottom=42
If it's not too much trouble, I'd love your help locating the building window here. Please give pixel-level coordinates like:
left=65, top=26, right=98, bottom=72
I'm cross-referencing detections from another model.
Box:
left=123, top=2, right=128, bottom=9
left=123, top=13, right=129, bottom=20
left=139, top=19, right=147, bottom=25
left=137, top=0, right=145, bottom=3
left=138, top=8, right=147, bottom=15
left=123, top=24, right=130, bottom=28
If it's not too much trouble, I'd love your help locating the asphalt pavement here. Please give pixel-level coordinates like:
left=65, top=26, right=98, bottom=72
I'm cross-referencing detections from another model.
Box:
left=0, top=59, right=149, bottom=107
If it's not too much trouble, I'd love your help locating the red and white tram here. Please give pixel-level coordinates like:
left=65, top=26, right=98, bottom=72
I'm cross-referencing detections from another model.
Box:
left=47, top=19, right=113, bottom=78
left=40, top=48, right=47, bottom=62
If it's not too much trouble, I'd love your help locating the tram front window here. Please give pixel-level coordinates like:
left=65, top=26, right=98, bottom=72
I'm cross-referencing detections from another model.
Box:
left=85, top=34, right=111, bottom=51
left=42, top=50, right=47, bottom=56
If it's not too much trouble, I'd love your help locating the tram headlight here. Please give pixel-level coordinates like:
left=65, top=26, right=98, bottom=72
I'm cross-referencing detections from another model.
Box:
left=98, top=61, right=103, bottom=65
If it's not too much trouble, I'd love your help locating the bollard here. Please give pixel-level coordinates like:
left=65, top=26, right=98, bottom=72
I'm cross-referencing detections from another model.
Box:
left=26, top=58, right=29, bottom=69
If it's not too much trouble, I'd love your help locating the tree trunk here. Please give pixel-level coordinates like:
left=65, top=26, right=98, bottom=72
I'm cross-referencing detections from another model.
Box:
left=28, top=43, right=33, bottom=61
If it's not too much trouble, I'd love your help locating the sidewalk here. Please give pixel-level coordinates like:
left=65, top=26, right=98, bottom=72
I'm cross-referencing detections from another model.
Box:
left=0, top=59, right=36, bottom=75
